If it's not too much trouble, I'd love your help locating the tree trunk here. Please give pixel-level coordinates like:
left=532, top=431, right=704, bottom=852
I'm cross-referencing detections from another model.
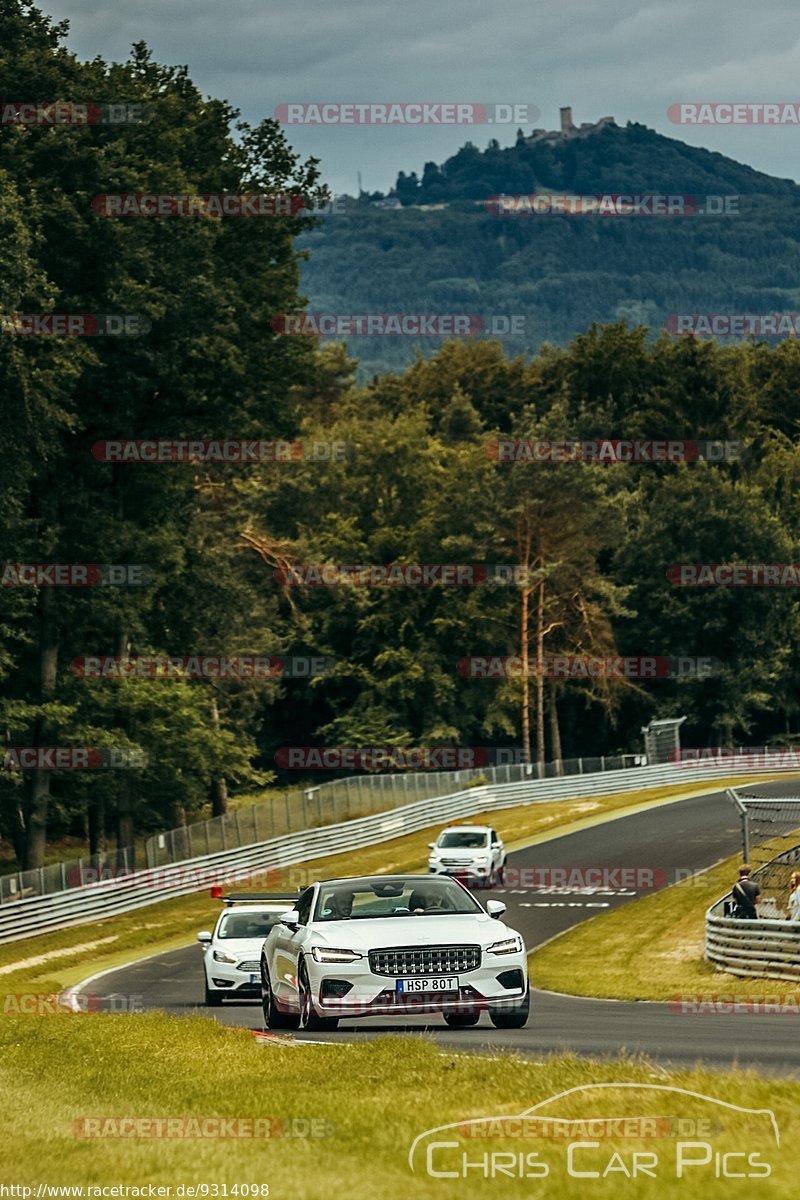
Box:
left=210, top=696, right=228, bottom=815
left=535, top=580, right=546, bottom=768
left=88, top=797, right=106, bottom=857
left=549, top=680, right=564, bottom=775
left=114, top=625, right=134, bottom=866
left=520, top=582, right=531, bottom=765
left=24, top=586, right=58, bottom=869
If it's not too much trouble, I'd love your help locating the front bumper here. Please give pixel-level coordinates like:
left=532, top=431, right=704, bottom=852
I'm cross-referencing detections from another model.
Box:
left=308, top=953, right=527, bottom=1017
left=205, top=959, right=262, bottom=995
left=428, top=861, right=492, bottom=881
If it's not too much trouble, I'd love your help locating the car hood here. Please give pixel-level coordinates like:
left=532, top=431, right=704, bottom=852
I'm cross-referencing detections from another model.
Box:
left=211, top=938, right=268, bottom=954
left=309, top=913, right=521, bottom=949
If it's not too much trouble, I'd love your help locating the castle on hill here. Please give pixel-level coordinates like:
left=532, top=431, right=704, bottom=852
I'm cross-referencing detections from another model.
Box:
left=517, top=106, right=616, bottom=146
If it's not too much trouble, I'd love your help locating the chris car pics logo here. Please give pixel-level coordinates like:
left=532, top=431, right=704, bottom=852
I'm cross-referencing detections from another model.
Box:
left=408, top=1084, right=779, bottom=1181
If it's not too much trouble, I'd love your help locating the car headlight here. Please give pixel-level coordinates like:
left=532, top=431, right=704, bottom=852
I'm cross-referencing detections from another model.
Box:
left=311, top=946, right=364, bottom=964
left=212, top=950, right=238, bottom=963
left=487, top=935, right=523, bottom=955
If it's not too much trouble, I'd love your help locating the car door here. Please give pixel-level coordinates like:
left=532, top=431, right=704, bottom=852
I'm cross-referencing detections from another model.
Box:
left=273, top=886, right=314, bottom=1005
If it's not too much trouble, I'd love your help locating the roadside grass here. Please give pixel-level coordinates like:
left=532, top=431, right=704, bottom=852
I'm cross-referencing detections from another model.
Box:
left=0, top=775, right=776, bottom=997
left=531, top=850, right=800, bottom=1001
left=0, top=1011, right=795, bottom=1198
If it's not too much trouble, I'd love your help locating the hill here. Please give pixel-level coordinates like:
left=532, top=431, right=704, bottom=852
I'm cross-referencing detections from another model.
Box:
left=298, top=119, right=800, bottom=378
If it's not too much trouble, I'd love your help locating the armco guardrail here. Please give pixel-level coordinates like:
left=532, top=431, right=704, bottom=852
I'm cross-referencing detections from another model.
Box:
left=705, top=913, right=800, bottom=981
left=706, top=841, right=800, bottom=981
left=1, top=759, right=796, bottom=944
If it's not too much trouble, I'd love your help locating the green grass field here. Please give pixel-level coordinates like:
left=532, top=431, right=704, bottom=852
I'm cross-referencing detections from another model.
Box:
left=0, top=1010, right=797, bottom=1198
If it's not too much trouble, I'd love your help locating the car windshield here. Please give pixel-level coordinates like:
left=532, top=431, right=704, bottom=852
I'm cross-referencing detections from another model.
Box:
left=437, top=831, right=489, bottom=849
left=314, top=876, right=482, bottom=921
left=217, top=912, right=285, bottom=939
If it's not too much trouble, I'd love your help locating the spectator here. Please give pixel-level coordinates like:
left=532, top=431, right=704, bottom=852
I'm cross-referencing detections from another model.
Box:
left=786, top=871, right=800, bottom=921
left=730, top=864, right=760, bottom=919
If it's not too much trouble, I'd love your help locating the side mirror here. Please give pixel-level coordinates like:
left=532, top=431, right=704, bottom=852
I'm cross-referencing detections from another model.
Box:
left=197, top=931, right=212, bottom=944
left=486, top=900, right=506, bottom=919
left=428, top=843, right=436, bottom=850
left=281, top=909, right=300, bottom=930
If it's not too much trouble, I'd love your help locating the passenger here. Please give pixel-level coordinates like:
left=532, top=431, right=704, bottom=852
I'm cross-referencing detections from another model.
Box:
left=730, top=864, right=760, bottom=919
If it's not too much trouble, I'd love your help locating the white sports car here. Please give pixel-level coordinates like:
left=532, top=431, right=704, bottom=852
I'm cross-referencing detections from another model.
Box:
left=260, top=874, right=529, bottom=1031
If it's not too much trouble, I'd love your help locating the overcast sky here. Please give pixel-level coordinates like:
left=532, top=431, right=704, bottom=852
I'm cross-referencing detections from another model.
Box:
left=39, top=0, right=800, bottom=195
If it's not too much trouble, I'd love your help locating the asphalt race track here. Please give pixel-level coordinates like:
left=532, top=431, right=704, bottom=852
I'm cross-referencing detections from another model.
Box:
left=78, top=781, right=800, bottom=1073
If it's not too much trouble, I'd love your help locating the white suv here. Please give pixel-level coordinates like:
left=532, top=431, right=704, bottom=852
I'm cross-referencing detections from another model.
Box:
left=197, top=893, right=295, bottom=1005
left=427, top=825, right=506, bottom=886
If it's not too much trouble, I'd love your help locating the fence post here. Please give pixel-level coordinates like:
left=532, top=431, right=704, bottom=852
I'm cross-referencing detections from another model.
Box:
left=579, top=758, right=584, bottom=774
left=60, top=862, right=66, bottom=891
left=601, top=755, right=606, bottom=771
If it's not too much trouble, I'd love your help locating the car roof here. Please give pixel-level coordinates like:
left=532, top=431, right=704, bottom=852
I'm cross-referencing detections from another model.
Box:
left=217, top=902, right=291, bottom=913
left=314, top=873, right=464, bottom=886
left=439, top=825, right=491, bottom=832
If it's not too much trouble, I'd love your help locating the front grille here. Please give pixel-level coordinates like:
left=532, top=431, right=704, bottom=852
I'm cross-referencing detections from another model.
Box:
left=441, top=858, right=475, bottom=866
left=237, top=960, right=260, bottom=973
left=369, top=945, right=481, bottom=976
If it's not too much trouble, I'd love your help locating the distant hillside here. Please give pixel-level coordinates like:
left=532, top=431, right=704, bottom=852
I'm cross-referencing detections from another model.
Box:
left=392, top=119, right=799, bottom=203
left=298, top=120, right=800, bottom=378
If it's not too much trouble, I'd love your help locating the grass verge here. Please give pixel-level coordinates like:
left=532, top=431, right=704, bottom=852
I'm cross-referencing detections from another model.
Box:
left=0, top=775, right=776, bottom=997
left=0, top=1011, right=797, bottom=1197
left=531, top=849, right=799, bottom=1001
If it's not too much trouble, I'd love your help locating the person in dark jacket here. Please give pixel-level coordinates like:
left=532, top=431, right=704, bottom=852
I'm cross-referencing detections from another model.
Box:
left=730, top=864, right=760, bottom=918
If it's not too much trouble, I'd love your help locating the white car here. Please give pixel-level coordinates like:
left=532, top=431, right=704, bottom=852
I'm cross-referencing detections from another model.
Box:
left=260, top=874, right=529, bottom=1031
left=197, top=893, right=295, bottom=1006
left=427, top=824, right=506, bottom=886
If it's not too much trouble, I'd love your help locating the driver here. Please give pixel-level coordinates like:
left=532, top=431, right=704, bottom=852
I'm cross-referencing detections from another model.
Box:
left=409, top=889, right=439, bottom=913
left=322, top=890, right=354, bottom=919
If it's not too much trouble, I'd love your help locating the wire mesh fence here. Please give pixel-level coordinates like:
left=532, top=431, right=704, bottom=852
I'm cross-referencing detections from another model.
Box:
left=142, top=754, right=633, bottom=870
left=0, top=845, right=135, bottom=905
left=0, top=753, right=637, bottom=902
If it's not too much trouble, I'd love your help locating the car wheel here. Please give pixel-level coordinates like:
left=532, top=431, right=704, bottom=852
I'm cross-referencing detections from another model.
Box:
left=488, top=987, right=530, bottom=1029
left=205, top=983, right=224, bottom=1007
left=443, top=1009, right=480, bottom=1027
left=261, top=959, right=299, bottom=1030
left=298, top=960, right=339, bottom=1031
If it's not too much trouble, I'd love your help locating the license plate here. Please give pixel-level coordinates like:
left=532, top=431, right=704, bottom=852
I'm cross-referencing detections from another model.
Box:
left=396, top=976, right=458, bottom=993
